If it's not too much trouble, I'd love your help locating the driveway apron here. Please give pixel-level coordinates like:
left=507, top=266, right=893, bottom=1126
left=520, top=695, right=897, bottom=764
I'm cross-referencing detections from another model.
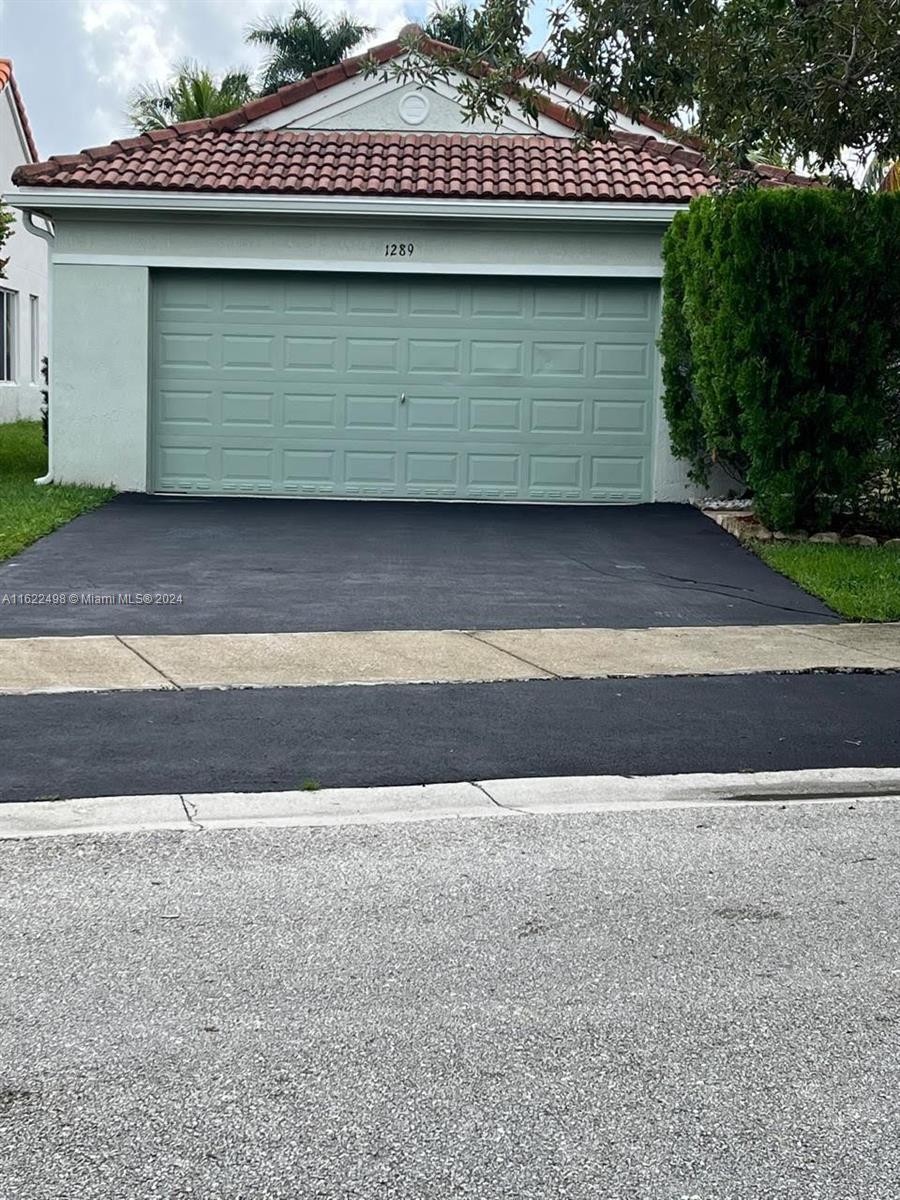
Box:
left=0, top=496, right=836, bottom=637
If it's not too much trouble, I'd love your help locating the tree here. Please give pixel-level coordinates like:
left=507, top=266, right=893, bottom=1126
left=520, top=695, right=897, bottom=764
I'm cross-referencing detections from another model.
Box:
left=425, top=3, right=493, bottom=58
left=246, top=4, right=375, bottom=95
left=384, top=0, right=900, bottom=177
left=129, top=62, right=255, bottom=131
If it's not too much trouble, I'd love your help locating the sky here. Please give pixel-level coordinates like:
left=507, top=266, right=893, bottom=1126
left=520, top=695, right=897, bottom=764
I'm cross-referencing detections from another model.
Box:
left=2, top=0, right=545, bottom=160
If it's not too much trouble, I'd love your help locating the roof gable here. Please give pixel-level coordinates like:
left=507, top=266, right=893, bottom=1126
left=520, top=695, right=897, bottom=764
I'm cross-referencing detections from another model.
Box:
left=243, top=45, right=578, bottom=138
left=238, top=29, right=679, bottom=142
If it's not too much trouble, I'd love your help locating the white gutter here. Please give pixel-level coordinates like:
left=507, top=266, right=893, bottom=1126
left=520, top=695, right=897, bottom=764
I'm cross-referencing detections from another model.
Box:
left=22, top=211, right=55, bottom=485
left=6, top=188, right=685, bottom=223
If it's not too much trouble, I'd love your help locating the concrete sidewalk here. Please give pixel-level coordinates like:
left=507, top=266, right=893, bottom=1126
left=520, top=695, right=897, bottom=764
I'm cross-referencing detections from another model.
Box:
left=0, top=623, right=899, bottom=695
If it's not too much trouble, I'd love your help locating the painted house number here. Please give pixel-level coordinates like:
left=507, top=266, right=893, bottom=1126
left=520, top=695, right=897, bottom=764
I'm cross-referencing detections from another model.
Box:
left=384, top=242, right=415, bottom=257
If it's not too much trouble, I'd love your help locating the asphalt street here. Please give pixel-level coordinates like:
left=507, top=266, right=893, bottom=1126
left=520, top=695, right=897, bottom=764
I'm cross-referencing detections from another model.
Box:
left=2, top=800, right=898, bottom=1199
left=1, top=670, right=899, bottom=803
left=0, top=496, right=835, bottom=637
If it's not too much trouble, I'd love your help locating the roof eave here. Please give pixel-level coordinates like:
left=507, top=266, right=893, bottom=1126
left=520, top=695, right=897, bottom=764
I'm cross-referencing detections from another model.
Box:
left=5, top=187, right=688, bottom=223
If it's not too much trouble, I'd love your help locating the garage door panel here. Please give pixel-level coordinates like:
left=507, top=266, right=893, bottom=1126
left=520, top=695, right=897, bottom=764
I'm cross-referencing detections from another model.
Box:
left=346, top=281, right=401, bottom=315
left=284, top=336, right=337, bottom=371
left=470, top=341, right=524, bottom=375
left=533, top=287, right=591, bottom=319
left=157, top=388, right=216, bottom=427
left=283, top=393, right=338, bottom=429
left=595, top=342, right=651, bottom=378
left=593, top=399, right=649, bottom=435
left=470, top=286, right=526, bottom=318
left=222, top=334, right=276, bottom=371
left=405, top=452, right=459, bottom=492
left=156, top=276, right=217, bottom=313
left=345, top=395, right=400, bottom=430
left=597, top=285, right=654, bottom=319
left=221, top=277, right=283, bottom=312
left=158, top=332, right=214, bottom=370
left=284, top=278, right=339, bottom=313
left=156, top=443, right=215, bottom=487
left=532, top=342, right=588, bottom=378
left=406, top=396, right=461, bottom=431
left=346, top=338, right=400, bottom=373
left=407, top=339, right=462, bottom=375
left=530, top=398, right=585, bottom=434
left=407, top=282, right=465, bottom=317
left=221, top=391, right=276, bottom=429
left=283, top=449, right=337, bottom=488
left=152, top=272, right=657, bottom=503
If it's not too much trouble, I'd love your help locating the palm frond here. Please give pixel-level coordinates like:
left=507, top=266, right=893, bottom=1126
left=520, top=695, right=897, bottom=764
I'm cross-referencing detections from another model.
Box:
left=245, top=4, right=374, bottom=94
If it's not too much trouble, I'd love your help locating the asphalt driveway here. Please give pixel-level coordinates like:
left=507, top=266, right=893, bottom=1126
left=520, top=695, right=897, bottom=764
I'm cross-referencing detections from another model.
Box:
left=0, top=495, right=835, bottom=637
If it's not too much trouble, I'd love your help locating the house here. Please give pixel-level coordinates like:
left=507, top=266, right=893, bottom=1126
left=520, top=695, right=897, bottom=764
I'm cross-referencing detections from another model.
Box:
left=0, top=58, right=48, bottom=422
left=6, top=29, right=804, bottom=504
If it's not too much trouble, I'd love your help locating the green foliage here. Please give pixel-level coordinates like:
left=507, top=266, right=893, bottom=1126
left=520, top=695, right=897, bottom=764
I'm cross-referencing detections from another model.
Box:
left=386, top=0, right=900, bottom=173
left=660, top=189, right=900, bottom=531
left=246, top=4, right=374, bottom=95
left=658, top=214, right=703, bottom=476
left=425, top=4, right=494, bottom=58
left=0, top=201, right=15, bottom=279
left=129, top=61, right=255, bottom=131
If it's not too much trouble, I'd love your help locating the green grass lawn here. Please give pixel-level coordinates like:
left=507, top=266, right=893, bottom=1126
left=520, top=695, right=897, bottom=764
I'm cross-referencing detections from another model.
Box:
left=756, top=541, right=900, bottom=622
left=0, top=421, right=114, bottom=562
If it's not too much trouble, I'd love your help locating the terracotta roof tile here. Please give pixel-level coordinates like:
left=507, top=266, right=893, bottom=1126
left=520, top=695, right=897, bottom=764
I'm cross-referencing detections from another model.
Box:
left=13, top=128, right=725, bottom=203
left=1, top=58, right=39, bottom=161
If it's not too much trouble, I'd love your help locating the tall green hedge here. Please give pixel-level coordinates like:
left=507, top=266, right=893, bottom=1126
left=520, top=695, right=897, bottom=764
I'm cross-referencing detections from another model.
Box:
left=660, top=188, right=900, bottom=531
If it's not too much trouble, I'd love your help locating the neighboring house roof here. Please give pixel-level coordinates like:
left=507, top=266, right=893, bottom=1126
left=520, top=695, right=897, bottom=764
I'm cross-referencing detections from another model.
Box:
left=13, top=128, right=720, bottom=202
left=0, top=58, right=39, bottom=161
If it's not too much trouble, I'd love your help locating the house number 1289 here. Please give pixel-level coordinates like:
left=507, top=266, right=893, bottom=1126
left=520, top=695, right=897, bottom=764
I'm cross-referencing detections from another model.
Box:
left=384, top=242, right=414, bottom=257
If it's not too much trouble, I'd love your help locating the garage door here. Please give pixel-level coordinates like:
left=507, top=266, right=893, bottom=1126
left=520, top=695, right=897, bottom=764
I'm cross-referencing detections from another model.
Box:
left=151, top=271, right=658, bottom=502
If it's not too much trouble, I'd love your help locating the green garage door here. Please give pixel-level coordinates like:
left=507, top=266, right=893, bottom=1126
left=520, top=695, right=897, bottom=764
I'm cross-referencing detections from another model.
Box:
left=151, top=271, right=658, bottom=502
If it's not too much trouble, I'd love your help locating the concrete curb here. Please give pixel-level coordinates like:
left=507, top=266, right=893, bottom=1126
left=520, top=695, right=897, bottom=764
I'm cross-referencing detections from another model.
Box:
left=2, top=767, right=899, bottom=840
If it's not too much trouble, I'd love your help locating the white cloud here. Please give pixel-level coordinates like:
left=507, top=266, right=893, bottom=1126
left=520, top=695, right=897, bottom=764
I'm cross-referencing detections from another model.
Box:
left=6, top=0, right=422, bottom=155
left=79, top=0, right=183, bottom=87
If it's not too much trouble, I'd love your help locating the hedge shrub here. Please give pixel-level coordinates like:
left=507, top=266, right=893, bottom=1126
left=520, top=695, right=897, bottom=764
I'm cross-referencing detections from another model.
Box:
left=660, top=188, right=900, bottom=531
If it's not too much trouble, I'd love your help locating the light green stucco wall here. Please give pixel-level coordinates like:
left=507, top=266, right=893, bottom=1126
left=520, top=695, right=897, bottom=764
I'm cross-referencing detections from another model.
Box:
left=47, top=211, right=707, bottom=500
left=51, top=213, right=666, bottom=275
left=51, top=263, right=149, bottom=490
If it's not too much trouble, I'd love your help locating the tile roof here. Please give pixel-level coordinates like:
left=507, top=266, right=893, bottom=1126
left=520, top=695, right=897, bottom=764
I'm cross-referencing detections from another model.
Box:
left=1, top=57, right=39, bottom=161
left=14, top=128, right=723, bottom=202
left=9, top=28, right=814, bottom=203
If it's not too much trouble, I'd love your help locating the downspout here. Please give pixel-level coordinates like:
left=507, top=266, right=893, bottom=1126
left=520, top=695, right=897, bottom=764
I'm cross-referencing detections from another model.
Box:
left=23, top=210, right=55, bottom=484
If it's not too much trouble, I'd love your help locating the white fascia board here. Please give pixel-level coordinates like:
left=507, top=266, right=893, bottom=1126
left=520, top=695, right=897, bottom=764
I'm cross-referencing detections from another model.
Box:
left=6, top=188, right=685, bottom=223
